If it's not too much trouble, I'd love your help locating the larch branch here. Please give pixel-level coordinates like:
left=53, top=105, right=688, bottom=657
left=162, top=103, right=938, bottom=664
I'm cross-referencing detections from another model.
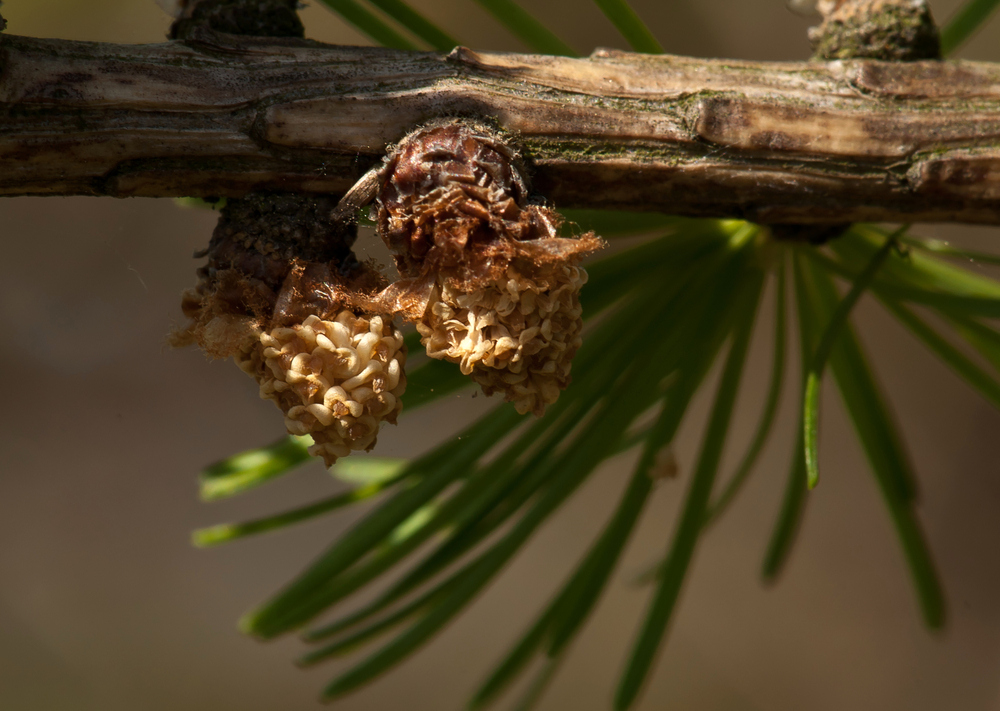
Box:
left=2, top=30, right=1000, bottom=224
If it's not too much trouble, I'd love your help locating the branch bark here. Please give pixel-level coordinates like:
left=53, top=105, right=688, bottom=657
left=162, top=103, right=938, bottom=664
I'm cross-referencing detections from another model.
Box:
left=2, top=30, right=1000, bottom=224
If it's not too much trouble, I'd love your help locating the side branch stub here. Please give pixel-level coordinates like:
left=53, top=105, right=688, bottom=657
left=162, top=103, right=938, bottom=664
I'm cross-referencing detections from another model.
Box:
left=2, top=31, right=1000, bottom=223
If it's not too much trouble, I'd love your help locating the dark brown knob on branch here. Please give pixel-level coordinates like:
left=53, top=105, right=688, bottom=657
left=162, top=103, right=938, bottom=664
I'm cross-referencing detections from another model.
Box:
left=809, top=0, right=941, bottom=61
left=168, top=0, right=305, bottom=39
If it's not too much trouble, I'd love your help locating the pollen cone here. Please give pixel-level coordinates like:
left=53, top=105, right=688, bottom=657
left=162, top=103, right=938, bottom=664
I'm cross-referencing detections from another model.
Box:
left=172, top=194, right=405, bottom=466
left=374, top=121, right=603, bottom=416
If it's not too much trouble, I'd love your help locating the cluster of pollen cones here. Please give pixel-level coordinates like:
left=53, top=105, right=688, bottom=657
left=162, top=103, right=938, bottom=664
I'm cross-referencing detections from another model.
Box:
left=172, top=121, right=603, bottom=467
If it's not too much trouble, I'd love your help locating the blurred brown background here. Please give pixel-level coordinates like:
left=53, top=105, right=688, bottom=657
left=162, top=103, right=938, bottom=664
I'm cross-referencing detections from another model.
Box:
left=2, top=1, right=1000, bottom=709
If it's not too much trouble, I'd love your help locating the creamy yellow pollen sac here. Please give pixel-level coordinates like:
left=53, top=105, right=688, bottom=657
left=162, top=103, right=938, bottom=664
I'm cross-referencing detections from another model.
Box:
left=418, top=265, right=586, bottom=416
left=237, top=311, right=406, bottom=467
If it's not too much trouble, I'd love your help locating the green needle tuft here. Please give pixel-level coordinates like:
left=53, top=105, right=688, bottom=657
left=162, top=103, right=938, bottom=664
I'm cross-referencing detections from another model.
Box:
left=317, top=0, right=419, bottom=49
left=367, top=0, right=459, bottom=50
left=941, top=0, right=1000, bottom=54
left=471, top=0, right=577, bottom=55
left=593, top=0, right=664, bottom=53
left=803, top=226, right=905, bottom=489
